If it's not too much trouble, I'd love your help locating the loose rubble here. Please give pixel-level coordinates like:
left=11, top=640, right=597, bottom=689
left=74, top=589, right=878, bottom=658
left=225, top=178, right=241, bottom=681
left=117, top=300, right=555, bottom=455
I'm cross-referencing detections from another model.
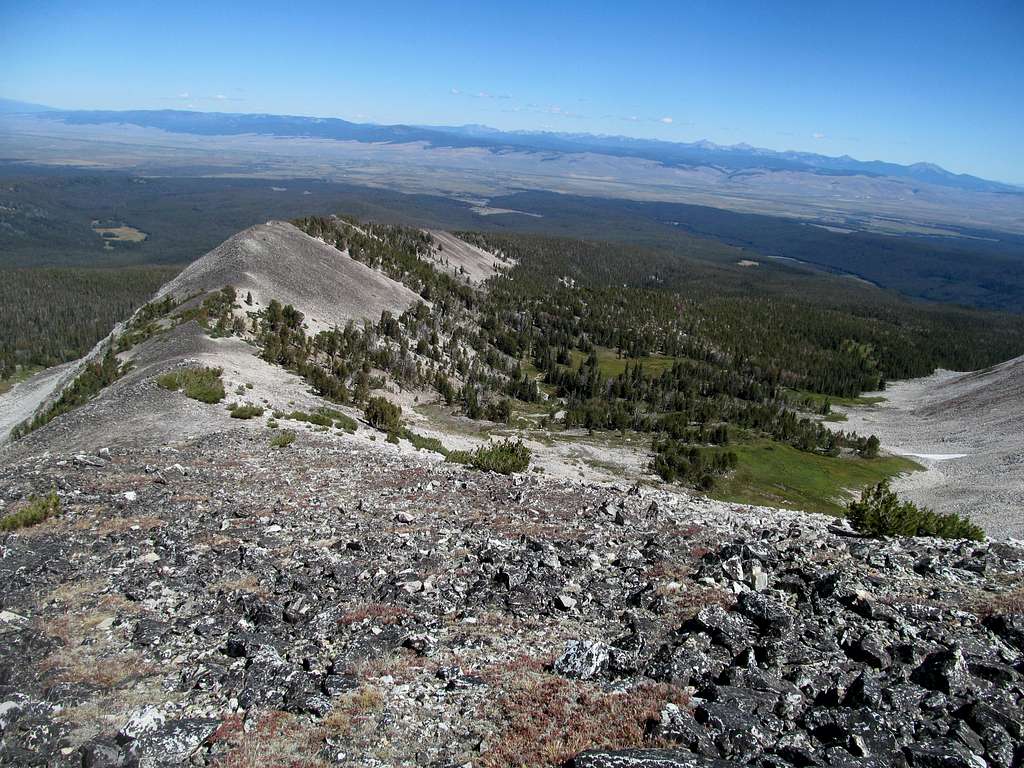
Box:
left=0, top=428, right=1022, bottom=767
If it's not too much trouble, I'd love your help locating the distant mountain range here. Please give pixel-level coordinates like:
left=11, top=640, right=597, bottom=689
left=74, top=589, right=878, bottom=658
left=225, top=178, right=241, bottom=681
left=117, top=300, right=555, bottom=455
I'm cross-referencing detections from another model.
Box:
left=3, top=98, right=1018, bottom=195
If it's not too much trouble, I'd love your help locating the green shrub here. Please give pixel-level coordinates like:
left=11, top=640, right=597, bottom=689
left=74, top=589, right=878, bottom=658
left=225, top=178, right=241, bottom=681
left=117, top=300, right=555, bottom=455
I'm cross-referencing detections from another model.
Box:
left=445, top=450, right=473, bottom=465
left=270, top=429, right=296, bottom=448
left=316, top=407, right=358, bottom=433
left=333, top=413, right=358, bottom=432
left=453, top=439, right=531, bottom=474
left=847, top=481, right=984, bottom=540
left=364, top=396, right=402, bottom=434
left=401, top=428, right=448, bottom=455
left=288, top=410, right=333, bottom=427
left=0, top=490, right=60, bottom=531
left=157, top=366, right=225, bottom=404
left=229, top=403, right=265, bottom=419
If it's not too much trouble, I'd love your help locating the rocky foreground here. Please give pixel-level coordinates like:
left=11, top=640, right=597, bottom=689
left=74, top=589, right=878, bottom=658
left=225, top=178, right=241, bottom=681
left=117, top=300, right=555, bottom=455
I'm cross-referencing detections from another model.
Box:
left=1, top=429, right=1022, bottom=767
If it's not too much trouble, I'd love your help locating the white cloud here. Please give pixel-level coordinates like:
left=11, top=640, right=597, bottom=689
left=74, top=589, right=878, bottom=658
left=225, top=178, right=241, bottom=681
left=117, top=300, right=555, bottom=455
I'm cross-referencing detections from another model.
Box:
left=451, top=87, right=511, bottom=99
left=177, top=92, right=190, bottom=99
left=812, top=131, right=826, bottom=140
left=214, top=94, right=226, bottom=100
left=660, top=116, right=673, bottom=124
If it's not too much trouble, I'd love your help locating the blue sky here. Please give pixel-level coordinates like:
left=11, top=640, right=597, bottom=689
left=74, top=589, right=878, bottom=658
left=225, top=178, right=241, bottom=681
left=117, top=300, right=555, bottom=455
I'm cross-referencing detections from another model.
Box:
left=2, top=0, right=1022, bottom=183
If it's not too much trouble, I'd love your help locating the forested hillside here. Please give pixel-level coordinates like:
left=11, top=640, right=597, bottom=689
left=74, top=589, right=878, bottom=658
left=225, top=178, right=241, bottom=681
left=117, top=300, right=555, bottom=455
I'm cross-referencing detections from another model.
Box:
left=274, top=216, right=1024, bottom=497
left=0, top=266, right=178, bottom=378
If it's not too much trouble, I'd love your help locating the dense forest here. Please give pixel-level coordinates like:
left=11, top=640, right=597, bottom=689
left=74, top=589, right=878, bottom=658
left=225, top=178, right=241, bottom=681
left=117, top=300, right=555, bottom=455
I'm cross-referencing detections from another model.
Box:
left=477, top=191, right=1024, bottom=312
left=459, top=231, right=1024, bottom=387
left=0, top=266, right=178, bottom=379
left=4, top=164, right=1023, bottom=312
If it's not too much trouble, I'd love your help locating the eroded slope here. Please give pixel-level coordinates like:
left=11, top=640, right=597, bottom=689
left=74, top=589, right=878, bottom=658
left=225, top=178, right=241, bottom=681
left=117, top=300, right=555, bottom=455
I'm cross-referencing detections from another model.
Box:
left=159, top=221, right=421, bottom=332
left=841, top=356, right=1024, bottom=537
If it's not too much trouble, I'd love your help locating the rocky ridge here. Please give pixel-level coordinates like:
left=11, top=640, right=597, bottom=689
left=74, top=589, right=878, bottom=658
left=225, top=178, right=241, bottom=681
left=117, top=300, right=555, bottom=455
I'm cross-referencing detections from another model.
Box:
left=1, top=428, right=1022, bottom=767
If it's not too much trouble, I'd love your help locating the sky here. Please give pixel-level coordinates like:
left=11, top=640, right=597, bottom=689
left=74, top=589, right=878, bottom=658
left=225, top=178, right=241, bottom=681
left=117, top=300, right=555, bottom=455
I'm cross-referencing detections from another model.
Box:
left=1, top=0, right=1022, bottom=183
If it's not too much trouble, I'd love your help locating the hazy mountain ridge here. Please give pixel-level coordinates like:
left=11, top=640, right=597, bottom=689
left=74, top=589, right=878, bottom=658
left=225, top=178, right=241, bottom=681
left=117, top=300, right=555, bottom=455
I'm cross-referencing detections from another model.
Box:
left=10, top=101, right=1018, bottom=195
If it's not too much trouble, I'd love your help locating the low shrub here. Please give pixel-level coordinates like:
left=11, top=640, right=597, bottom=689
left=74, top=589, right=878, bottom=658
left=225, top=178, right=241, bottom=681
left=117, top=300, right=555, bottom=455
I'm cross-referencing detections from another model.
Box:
left=401, top=428, right=448, bottom=455
left=269, top=430, right=296, bottom=448
left=445, top=450, right=473, bottom=465
left=0, top=490, right=60, bottom=531
left=450, top=439, right=531, bottom=474
left=157, top=366, right=225, bottom=404
left=287, top=410, right=333, bottom=428
left=316, top=407, right=358, bottom=433
left=847, top=480, right=984, bottom=541
left=229, top=403, right=265, bottom=420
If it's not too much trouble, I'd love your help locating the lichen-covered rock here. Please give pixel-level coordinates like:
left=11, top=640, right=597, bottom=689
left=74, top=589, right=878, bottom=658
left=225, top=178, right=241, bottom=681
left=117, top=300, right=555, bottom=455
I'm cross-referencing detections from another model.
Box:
left=552, top=639, right=611, bottom=680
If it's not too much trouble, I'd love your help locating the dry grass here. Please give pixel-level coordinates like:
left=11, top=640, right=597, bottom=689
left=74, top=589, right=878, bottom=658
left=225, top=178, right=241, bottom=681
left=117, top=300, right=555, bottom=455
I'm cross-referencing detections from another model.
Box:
left=322, top=686, right=385, bottom=739
left=38, top=625, right=154, bottom=688
left=42, top=577, right=107, bottom=607
left=36, top=590, right=152, bottom=691
left=210, top=711, right=327, bottom=768
left=479, top=671, right=689, bottom=768
left=211, top=573, right=272, bottom=597
left=660, top=584, right=736, bottom=625
left=209, top=690, right=386, bottom=768
left=87, top=514, right=166, bottom=536
left=60, top=680, right=182, bottom=747
left=348, top=648, right=424, bottom=684
left=970, top=587, right=1024, bottom=617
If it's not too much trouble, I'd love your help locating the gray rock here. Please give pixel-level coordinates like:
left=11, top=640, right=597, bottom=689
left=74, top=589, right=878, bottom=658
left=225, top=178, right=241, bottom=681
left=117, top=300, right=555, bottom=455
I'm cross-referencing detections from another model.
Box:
left=553, top=640, right=610, bottom=680
left=912, top=647, right=974, bottom=697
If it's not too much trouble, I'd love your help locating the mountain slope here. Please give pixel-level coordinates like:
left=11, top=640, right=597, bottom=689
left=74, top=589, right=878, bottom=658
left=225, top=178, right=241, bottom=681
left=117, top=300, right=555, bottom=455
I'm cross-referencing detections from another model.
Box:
left=0, top=220, right=424, bottom=448
left=159, top=220, right=422, bottom=332
left=0, top=217, right=1022, bottom=768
